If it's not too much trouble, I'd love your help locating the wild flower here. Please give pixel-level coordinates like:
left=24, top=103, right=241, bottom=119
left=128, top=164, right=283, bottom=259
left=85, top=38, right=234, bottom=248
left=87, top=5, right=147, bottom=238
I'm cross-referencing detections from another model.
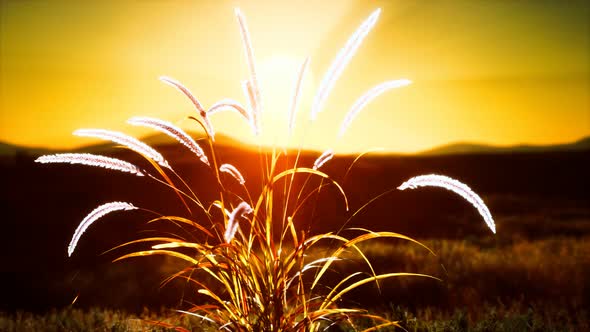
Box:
left=35, top=7, right=495, bottom=331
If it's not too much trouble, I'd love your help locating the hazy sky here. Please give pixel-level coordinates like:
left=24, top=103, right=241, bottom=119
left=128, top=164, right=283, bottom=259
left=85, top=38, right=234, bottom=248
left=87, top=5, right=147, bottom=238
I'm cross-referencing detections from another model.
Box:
left=1, top=0, right=588, bottom=153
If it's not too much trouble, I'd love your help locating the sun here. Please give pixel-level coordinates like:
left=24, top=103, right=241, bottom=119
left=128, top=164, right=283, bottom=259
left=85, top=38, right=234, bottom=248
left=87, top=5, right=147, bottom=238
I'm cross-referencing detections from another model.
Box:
left=249, top=54, right=315, bottom=148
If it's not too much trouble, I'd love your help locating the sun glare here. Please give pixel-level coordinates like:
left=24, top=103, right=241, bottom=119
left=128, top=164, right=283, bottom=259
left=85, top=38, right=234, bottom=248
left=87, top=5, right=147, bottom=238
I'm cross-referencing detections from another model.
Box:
left=249, top=54, right=315, bottom=148
left=1, top=2, right=587, bottom=153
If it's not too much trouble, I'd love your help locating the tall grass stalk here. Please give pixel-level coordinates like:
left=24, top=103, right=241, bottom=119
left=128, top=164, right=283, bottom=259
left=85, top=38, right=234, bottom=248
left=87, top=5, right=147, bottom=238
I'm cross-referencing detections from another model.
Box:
left=35, top=7, right=495, bottom=331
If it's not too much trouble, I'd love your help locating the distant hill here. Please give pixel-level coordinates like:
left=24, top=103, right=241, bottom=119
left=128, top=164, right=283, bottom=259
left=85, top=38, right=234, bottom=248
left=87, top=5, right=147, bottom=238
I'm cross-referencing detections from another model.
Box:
left=419, top=136, right=590, bottom=156
left=0, top=142, right=54, bottom=158
left=2, top=135, right=589, bottom=159
left=0, top=132, right=250, bottom=156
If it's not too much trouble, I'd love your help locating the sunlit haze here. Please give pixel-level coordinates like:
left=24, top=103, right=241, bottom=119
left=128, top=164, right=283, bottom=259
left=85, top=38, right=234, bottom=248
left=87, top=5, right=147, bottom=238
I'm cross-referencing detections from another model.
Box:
left=1, top=1, right=588, bottom=153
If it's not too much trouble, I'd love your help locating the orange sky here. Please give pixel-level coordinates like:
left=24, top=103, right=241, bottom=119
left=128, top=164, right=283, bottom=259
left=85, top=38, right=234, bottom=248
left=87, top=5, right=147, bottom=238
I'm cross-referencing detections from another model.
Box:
left=1, top=1, right=589, bottom=153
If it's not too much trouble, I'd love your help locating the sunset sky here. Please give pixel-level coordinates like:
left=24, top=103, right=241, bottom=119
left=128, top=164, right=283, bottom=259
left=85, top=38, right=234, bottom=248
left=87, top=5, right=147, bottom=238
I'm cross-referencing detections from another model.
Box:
left=1, top=0, right=588, bottom=153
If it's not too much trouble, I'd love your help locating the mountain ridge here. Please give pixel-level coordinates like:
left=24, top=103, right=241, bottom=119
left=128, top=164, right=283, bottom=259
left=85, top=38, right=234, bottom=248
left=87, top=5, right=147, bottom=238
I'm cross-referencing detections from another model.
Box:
left=1, top=135, right=589, bottom=157
left=418, top=136, right=590, bottom=156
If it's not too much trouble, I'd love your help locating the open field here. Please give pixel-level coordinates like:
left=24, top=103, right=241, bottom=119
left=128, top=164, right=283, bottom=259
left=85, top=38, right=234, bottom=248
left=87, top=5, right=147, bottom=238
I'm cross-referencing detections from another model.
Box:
left=1, top=304, right=585, bottom=332
left=1, top=146, right=588, bottom=330
left=1, top=236, right=588, bottom=331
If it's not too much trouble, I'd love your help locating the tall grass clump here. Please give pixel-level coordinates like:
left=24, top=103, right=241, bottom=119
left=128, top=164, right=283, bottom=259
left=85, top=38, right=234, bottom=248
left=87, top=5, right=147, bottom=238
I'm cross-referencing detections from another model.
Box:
left=36, top=8, right=495, bottom=331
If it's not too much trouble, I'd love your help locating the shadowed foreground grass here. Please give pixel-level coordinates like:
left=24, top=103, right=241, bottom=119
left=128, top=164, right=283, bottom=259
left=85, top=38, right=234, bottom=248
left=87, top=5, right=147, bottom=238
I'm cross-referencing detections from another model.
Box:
left=3, top=236, right=588, bottom=331
left=1, top=304, right=585, bottom=332
left=0, top=308, right=211, bottom=332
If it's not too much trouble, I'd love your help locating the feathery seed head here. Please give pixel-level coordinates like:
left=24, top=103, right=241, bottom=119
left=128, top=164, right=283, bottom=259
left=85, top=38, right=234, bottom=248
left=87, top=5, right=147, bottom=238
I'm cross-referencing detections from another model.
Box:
left=241, top=79, right=260, bottom=135
left=73, top=129, right=170, bottom=169
left=207, top=99, right=256, bottom=136
left=159, top=76, right=216, bottom=140
left=68, top=202, right=137, bottom=257
left=219, top=163, right=246, bottom=185
left=288, top=57, right=310, bottom=136
left=311, top=8, right=381, bottom=121
left=224, top=202, right=253, bottom=243
left=338, top=79, right=412, bottom=137
left=35, top=153, right=144, bottom=176
left=313, top=149, right=335, bottom=170
left=398, top=174, right=496, bottom=233
left=235, top=8, right=262, bottom=134
left=127, top=116, right=209, bottom=167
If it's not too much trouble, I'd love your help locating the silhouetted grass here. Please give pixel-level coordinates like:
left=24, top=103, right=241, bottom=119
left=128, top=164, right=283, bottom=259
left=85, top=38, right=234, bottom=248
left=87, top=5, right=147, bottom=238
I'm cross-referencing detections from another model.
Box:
left=3, top=236, right=586, bottom=331
left=0, top=307, right=212, bottom=332
left=2, top=300, right=585, bottom=332
left=326, top=236, right=589, bottom=315
left=30, top=6, right=501, bottom=330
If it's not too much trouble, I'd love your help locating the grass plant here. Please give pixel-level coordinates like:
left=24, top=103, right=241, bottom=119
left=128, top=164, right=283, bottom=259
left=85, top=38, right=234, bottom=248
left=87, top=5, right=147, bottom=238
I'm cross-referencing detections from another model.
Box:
left=35, top=8, right=495, bottom=331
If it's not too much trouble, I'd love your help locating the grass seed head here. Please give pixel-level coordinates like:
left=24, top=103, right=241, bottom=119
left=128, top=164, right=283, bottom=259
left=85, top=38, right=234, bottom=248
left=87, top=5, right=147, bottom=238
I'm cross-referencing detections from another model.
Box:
left=68, top=202, right=137, bottom=257
left=219, top=163, right=246, bottom=185
left=127, top=116, right=209, bottom=166
left=398, top=174, right=496, bottom=233
left=35, top=7, right=497, bottom=331
left=73, top=129, right=170, bottom=169
left=35, top=153, right=145, bottom=176
left=313, top=149, right=335, bottom=170
left=288, top=57, right=310, bottom=136
left=339, top=79, right=412, bottom=137
left=224, top=201, right=253, bottom=243
left=159, top=75, right=216, bottom=140
left=235, top=8, right=263, bottom=135
left=311, top=8, right=381, bottom=120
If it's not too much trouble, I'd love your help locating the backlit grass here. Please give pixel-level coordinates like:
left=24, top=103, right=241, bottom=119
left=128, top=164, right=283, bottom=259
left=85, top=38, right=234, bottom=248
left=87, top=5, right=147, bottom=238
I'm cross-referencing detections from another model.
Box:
left=33, top=7, right=498, bottom=331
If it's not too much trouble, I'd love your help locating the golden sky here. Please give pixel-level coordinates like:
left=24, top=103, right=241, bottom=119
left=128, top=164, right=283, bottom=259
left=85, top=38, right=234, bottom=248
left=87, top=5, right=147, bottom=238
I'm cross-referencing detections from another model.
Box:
left=1, top=0, right=589, bottom=153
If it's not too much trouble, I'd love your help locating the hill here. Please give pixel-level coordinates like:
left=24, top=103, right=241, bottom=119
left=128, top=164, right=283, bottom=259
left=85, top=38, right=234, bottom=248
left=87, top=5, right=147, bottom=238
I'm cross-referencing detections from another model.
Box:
left=420, top=136, right=590, bottom=156
left=2, top=134, right=589, bottom=159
